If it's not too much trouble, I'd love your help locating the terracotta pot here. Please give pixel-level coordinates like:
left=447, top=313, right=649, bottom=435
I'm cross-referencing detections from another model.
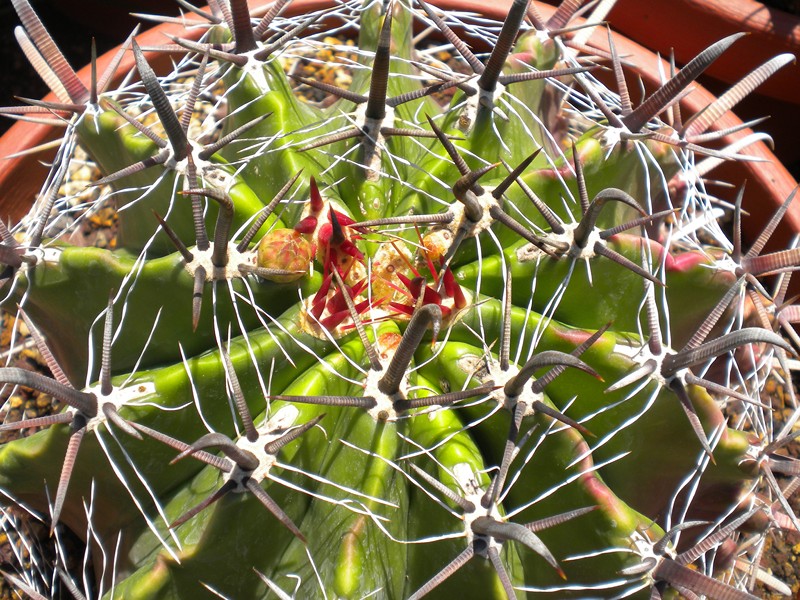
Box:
left=602, top=0, right=800, bottom=216
left=605, top=0, right=800, bottom=105
left=0, top=0, right=797, bottom=249
left=0, top=17, right=194, bottom=224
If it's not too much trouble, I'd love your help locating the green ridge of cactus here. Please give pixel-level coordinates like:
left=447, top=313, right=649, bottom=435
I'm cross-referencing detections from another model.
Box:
left=0, top=0, right=798, bottom=598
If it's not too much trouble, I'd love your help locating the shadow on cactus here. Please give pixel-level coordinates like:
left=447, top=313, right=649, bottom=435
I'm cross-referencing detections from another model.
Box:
left=0, top=0, right=798, bottom=597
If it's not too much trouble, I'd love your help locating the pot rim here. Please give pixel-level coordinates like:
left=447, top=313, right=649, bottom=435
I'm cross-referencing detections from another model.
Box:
left=0, top=0, right=796, bottom=244
left=605, top=0, right=800, bottom=104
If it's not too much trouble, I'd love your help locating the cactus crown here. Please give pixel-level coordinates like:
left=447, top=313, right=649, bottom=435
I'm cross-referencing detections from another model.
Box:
left=0, top=0, right=798, bottom=598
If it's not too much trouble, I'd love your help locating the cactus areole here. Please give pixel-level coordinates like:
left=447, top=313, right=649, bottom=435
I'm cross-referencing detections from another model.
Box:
left=0, top=0, right=798, bottom=598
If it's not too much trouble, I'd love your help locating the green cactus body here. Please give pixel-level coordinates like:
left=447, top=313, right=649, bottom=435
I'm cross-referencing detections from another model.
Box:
left=0, top=0, right=796, bottom=599
left=3, top=246, right=322, bottom=380
left=76, top=111, right=279, bottom=256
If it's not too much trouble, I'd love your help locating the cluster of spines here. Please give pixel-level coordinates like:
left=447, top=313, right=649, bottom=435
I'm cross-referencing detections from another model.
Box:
left=0, top=0, right=799, bottom=598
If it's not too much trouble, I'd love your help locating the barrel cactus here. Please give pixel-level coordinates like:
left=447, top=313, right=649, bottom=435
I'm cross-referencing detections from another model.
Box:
left=0, top=0, right=798, bottom=597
